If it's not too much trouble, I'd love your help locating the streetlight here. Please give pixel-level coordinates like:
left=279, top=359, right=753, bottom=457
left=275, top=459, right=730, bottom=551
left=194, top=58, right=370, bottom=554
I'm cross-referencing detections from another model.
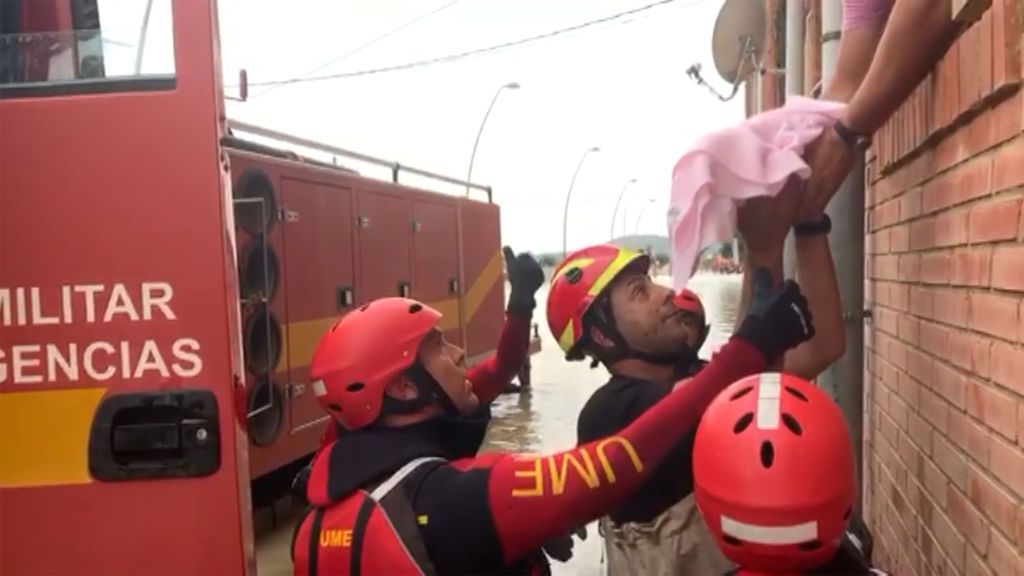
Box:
left=562, top=146, right=601, bottom=258
left=633, top=198, right=655, bottom=234
left=466, top=81, right=520, bottom=196
left=609, top=178, right=637, bottom=239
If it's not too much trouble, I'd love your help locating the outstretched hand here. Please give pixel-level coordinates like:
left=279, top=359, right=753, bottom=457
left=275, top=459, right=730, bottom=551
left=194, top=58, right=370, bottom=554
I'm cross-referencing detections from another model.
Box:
left=799, top=125, right=855, bottom=220
left=505, top=246, right=545, bottom=315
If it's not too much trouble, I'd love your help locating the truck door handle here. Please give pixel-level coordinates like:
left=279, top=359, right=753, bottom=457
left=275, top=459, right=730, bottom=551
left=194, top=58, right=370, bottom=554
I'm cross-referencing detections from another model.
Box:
left=449, top=278, right=460, bottom=294
left=89, top=389, right=220, bottom=481
left=337, top=286, right=354, bottom=310
left=399, top=282, right=411, bottom=298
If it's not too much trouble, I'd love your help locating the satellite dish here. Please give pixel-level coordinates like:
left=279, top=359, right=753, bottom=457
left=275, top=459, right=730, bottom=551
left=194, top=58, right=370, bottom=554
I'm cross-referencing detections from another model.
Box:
left=711, top=0, right=766, bottom=85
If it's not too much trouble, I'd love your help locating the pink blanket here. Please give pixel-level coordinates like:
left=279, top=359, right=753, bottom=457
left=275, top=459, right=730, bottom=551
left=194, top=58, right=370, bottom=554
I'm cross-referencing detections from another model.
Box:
left=668, top=96, right=847, bottom=290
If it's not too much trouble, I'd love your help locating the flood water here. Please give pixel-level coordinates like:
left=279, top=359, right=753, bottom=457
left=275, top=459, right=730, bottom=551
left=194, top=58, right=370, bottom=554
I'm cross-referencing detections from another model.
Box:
left=255, top=272, right=743, bottom=575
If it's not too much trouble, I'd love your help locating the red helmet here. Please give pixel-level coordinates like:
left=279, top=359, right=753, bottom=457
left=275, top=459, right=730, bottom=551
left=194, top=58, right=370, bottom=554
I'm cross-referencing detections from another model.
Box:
left=694, top=373, right=856, bottom=574
left=546, top=244, right=649, bottom=356
left=309, top=298, right=441, bottom=431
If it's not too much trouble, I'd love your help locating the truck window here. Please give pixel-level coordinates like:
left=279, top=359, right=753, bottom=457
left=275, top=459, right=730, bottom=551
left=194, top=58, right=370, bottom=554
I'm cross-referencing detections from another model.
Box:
left=0, top=0, right=175, bottom=96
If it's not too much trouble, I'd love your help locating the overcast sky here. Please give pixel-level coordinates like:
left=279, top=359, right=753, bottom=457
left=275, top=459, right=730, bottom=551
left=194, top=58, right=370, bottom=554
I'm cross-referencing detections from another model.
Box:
left=210, top=0, right=745, bottom=254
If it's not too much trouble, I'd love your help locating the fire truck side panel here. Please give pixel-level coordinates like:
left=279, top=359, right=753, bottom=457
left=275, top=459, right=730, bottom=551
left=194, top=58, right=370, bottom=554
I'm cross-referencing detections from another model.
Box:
left=280, top=178, right=355, bottom=434
left=459, top=200, right=506, bottom=362
left=355, top=187, right=415, bottom=308
left=0, top=1, right=253, bottom=574
left=411, top=197, right=463, bottom=346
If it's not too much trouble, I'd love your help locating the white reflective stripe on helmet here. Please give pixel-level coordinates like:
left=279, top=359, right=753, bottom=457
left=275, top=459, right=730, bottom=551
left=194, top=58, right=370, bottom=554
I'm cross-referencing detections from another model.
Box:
left=720, top=515, right=818, bottom=545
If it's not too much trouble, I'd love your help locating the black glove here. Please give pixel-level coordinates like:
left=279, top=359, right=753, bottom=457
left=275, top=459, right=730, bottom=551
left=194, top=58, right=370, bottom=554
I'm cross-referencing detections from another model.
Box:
left=505, top=246, right=545, bottom=316
left=542, top=526, right=587, bottom=563
left=734, top=267, right=815, bottom=363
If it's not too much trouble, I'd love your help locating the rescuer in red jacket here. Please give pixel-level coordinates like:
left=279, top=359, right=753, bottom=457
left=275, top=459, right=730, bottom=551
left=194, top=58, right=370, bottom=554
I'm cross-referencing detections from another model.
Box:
left=291, top=265, right=816, bottom=574
left=694, top=372, right=887, bottom=576
left=313, top=246, right=544, bottom=451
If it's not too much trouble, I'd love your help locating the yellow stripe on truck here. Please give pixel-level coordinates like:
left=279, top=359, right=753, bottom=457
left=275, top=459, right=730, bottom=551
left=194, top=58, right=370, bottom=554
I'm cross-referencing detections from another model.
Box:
left=0, top=388, right=106, bottom=488
left=280, top=248, right=505, bottom=372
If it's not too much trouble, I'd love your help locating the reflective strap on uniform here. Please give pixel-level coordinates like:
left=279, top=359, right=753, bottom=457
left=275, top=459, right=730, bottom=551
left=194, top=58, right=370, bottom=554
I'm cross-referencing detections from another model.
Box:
left=370, top=457, right=445, bottom=500
left=307, top=508, right=326, bottom=576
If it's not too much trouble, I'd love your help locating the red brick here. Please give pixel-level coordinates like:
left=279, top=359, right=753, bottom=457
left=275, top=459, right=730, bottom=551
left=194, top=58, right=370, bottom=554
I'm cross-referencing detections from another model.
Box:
left=967, top=549, right=994, bottom=576
left=950, top=330, right=975, bottom=370
left=909, top=412, right=935, bottom=455
left=935, top=361, right=969, bottom=406
left=973, top=334, right=994, bottom=378
left=969, top=197, right=1022, bottom=243
left=951, top=247, right=992, bottom=287
left=937, top=207, right=972, bottom=247
left=899, top=313, right=921, bottom=345
left=891, top=339, right=910, bottom=371
left=872, top=229, right=891, bottom=255
left=921, top=321, right=952, bottom=360
left=1017, top=496, right=1024, bottom=546
left=987, top=529, right=1024, bottom=576
left=991, top=91, right=1024, bottom=147
left=975, top=8, right=995, bottom=102
left=921, top=386, right=952, bottom=434
left=967, top=418, right=995, bottom=468
left=876, top=198, right=901, bottom=230
left=923, top=457, right=949, bottom=505
left=881, top=410, right=900, bottom=447
left=900, top=430, right=925, bottom=476
left=951, top=156, right=994, bottom=208
left=948, top=484, right=991, bottom=553
left=935, top=435, right=969, bottom=490
left=992, top=137, right=1024, bottom=193
left=899, top=254, right=922, bottom=282
left=911, top=286, right=936, bottom=318
left=992, top=245, right=1024, bottom=291
left=1019, top=402, right=1024, bottom=448
left=890, top=395, right=911, bottom=431
left=892, top=283, right=911, bottom=312
left=907, top=348, right=936, bottom=387
left=901, top=187, right=923, bottom=222
left=968, top=466, right=1019, bottom=540
left=967, top=380, right=1019, bottom=441
left=989, top=435, right=1024, bottom=500
left=921, top=251, right=952, bottom=284
left=991, top=341, right=1024, bottom=396
left=891, top=223, right=910, bottom=252
left=992, top=0, right=1023, bottom=90
left=875, top=254, right=900, bottom=281
left=911, top=216, right=937, bottom=250
left=930, top=506, right=967, bottom=574
left=961, top=22, right=982, bottom=116
left=934, top=288, right=971, bottom=327
left=935, top=42, right=962, bottom=133
left=877, top=307, right=900, bottom=336
left=971, top=292, right=1021, bottom=341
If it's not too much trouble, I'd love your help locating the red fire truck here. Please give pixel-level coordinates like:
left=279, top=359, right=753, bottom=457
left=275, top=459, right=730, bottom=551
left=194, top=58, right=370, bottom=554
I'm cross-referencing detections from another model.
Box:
left=0, top=0, right=537, bottom=573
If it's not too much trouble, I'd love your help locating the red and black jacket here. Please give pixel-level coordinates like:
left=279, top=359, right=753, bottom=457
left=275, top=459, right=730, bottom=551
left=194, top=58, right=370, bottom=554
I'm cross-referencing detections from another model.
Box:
left=293, top=337, right=769, bottom=575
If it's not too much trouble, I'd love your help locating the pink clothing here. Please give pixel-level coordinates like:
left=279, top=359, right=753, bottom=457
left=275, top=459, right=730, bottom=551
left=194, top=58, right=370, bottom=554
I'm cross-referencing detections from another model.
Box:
left=843, top=0, right=895, bottom=29
left=667, top=96, right=848, bottom=290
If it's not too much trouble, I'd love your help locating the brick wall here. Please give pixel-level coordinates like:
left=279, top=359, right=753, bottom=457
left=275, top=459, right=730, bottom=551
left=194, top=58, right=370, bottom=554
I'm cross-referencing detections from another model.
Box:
left=862, top=2, right=1024, bottom=575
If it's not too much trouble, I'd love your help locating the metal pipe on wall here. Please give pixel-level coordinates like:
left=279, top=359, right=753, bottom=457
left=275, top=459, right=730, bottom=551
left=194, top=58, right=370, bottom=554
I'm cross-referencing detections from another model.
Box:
left=818, top=0, right=866, bottom=511
left=782, top=0, right=806, bottom=280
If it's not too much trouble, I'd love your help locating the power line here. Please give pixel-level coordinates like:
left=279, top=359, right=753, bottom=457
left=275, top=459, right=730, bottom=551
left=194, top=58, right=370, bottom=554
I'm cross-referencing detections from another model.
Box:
left=238, top=0, right=705, bottom=89
left=251, top=0, right=462, bottom=99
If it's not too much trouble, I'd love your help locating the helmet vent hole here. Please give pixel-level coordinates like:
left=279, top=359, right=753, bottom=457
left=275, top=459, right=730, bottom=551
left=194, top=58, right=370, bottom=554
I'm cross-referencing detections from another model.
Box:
left=346, top=382, right=366, bottom=393
left=359, top=304, right=370, bottom=312
left=798, top=540, right=823, bottom=551
left=760, top=441, right=775, bottom=468
left=327, top=403, right=342, bottom=412
left=409, top=303, right=423, bottom=313
left=730, top=386, right=754, bottom=401
left=844, top=507, right=852, bottom=520
left=723, top=536, right=743, bottom=546
left=565, top=267, right=584, bottom=284
left=785, top=386, right=809, bottom=401
left=782, top=413, right=803, bottom=435
left=733, top=413, right=754, bottom=434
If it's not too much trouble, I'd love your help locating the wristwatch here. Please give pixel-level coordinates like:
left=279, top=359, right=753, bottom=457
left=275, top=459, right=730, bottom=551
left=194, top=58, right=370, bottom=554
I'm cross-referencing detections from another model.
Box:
left=794, top=213, right=832, bottom=237
left=834, top=120, right=871, bottom=152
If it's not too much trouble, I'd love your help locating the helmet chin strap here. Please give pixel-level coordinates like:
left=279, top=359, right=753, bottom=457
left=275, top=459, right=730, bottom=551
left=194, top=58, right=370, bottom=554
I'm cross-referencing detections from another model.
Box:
left=382, top=361, right=461, bottom=417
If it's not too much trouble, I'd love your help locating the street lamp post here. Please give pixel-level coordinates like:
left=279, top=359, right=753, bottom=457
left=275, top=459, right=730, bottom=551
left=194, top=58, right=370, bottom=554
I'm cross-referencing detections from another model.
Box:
left=609, top=178, right=637, bottom=239
left=633, top=198, right=655, bottom=234
left=562, top=146, right=601, bottom=258
left=466, top=81, right=520, bottom=196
